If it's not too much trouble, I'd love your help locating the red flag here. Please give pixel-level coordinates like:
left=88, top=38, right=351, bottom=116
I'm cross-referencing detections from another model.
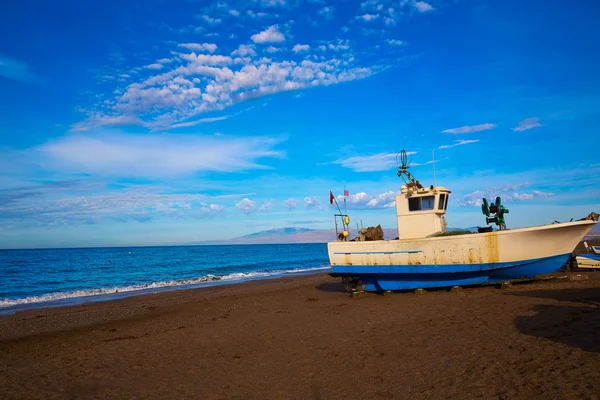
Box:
left=344, top=189, right=349, bottom=197
left=329, top=190, right=335, bottom=205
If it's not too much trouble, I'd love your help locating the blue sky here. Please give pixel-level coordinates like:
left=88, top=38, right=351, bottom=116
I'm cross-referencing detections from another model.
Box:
left=1, top=0, right=599, bottom=248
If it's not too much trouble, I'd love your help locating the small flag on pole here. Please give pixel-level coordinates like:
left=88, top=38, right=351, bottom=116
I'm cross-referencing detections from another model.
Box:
left=344, top=189, right=349, bottom=197
left=329, top=190, right=335, bottom=205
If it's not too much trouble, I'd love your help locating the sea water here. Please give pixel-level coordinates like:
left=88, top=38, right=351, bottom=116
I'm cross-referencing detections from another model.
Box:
left=0, top=243, right=330, bottom=314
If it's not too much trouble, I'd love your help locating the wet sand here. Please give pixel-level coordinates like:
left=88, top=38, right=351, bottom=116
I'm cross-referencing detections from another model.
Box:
left=1, top=272, right=600, bottom=400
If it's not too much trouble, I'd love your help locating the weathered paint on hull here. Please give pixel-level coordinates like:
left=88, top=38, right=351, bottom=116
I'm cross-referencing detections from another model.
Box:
left=328, top=220, right=596, bottom=291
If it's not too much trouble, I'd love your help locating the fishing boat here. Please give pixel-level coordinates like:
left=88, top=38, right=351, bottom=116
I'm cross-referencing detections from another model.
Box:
left=327, top=150, right=598, bottom=292
left=576, top=242, right=600, bottom=270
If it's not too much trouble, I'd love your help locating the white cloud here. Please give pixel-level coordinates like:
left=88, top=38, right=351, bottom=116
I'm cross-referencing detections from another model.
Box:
left=356, top=13, right=379, bottom=22
left=260, top=0, right=287, bottom=7
left=157, top=58, right=173, bottom=64
left=412, top=1, right=434, bottom=12
left=318, top=6, right=335, bottom=19
left=265, top=46, right=281, bottom=53
left=383, top=17, right=396, bottom=26
left=386, top=39, right=406, bottom=46
left=292, top=44, right=310, bottom=53
left=177, top=43, right=218, bottom=53
left=144, top=63, right=164, bottom=70
left=442, top=123, right=496, bottom=134
left=251, top=25, right=285, bottom=43
left=462, top=184, right=554, bottom=207
left=512, top=193, right=534, bottom=201
left=32, top=133, right=285, bottom=178
left=333, top=152, right=415, bottom=172
left=236, top=198, right=257, bottom=214
left=247, top=10, right=272, bottom=18
left=179, top=53, right=233, bottom=66
left=70, top=115, right=143, bottom=133
left=259, top=199, right=276, bottom=211
left=232, top=44, right=257, bottom=57
left=74, top=25, right=377, bottom=130
left=438, top=139, right=480, bottom=149
left=512, top=117, right=544, bottom=132
left=366, top=191, right=397, bottom=208
left=284, top=198, right=298, bottom=210
left=229, top=9, right=240, bottom=16
left=333, top=190, right=397, bottom=209
left=304, top=196, right=323, bottom=209
left=200, top=15, right=222, bottom=24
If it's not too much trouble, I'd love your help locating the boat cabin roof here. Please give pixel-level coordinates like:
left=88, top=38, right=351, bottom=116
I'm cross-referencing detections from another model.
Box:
left=400, top=185, right=451, bottom=196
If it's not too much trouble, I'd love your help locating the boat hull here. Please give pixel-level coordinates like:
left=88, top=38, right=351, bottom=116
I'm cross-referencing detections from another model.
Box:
left=576, top=254, right=600, bottom=269
left=328, top=220, right=596, bottom=292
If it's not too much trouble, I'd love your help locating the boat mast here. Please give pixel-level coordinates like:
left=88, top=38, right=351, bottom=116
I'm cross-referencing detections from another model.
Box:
left=432, top=149, right=436, bottom=188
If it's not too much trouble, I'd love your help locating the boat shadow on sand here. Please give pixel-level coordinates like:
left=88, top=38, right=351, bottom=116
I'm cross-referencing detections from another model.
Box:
left=507, top=288, right=600, bottom=353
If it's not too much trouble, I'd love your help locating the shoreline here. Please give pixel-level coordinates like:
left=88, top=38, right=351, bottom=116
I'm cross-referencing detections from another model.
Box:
left=0, top=266, right=331, bottom=316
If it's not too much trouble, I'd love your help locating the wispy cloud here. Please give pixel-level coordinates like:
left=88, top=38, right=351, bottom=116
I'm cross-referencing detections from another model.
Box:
left=412, top=1, right=434, bottom=13
left=512, top=117, right=544, bottom=132
left=260, top=0, right=288, bottom=7
left=438, top=139, right=480, bottom=149
left=442, top=123, right=496, bottom=134
left=385, top=39, right=406, bottom=46
left=0, top=187, right=230, bottom=227
left=333, top=152, right=415, bottom=172
left=462, top=183, right=554, bottom=207
left=164, top=115, right=230, bottom=129
left=318, top=6, right=335, bottom=19
left=177, top=43, right=218, bottom=53
left=304, top=196, right=323, bottom=209
left=284, top=198, right=298, bottom=210
left=12, top=133, right=285, bottom=178
left=292, top=44, right=310, bottom=53
left=0, top=54, right=38, bottom=83
left=73, top=19, right=387, bottom=132
left=259, top=199, right=276, bottom=211
left=356, top=13, right=379, bottom=22
left=199, top=15, right=222, bottom=25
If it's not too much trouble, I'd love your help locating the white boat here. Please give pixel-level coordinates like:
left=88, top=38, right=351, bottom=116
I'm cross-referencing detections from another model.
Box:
left=327, top=150, right=598, bottom=292
left=576, top=242, right=600, bottom=270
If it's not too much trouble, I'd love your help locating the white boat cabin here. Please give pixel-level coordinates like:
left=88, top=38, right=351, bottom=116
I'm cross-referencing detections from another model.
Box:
left=396, top=185, right=450, bottom=239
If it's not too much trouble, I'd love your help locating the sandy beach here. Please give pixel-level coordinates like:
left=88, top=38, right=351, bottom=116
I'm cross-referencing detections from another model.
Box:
left=1, top=269, right=599, bottom=400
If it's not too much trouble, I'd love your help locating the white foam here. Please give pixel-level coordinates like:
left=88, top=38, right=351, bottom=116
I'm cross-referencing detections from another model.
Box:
left=0, top=266, right=331, bottom=308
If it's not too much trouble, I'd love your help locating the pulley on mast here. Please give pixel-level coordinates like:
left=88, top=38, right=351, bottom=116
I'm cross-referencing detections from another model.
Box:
left=396, top=149, right=423, bottom=189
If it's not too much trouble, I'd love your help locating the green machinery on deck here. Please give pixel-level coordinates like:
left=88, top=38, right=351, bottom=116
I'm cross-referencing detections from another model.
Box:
left=481, top=196, right=509, bottom=230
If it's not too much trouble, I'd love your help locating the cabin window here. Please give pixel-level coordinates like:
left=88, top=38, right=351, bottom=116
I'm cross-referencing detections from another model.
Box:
left=438, top=194, right=446, bottom=210
left=444, top=194, right=449, bottom=210
left=409, top=196, right=435, bottom=211
left=408, top=197, right=421, bottom=211
left=422, top=196, right=435, bottom=210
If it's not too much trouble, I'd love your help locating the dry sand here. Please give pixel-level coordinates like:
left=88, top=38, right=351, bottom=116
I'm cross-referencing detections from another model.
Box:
left=1, top=271, right=600, bottom=400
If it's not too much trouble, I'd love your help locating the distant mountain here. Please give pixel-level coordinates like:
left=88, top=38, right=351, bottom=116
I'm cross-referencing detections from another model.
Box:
left=239, top=227, right=316, bottom=239
left=190, top=226, right=397, bottom=245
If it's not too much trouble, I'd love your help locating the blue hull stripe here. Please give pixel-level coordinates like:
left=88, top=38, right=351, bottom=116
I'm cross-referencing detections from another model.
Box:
left=332, top=253, right=570, bottom=291
left=579, top=254, right=600, bottom=261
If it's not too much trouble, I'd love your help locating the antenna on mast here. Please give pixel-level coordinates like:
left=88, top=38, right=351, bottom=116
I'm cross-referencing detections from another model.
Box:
left=432, top=149, right=436, bottom=188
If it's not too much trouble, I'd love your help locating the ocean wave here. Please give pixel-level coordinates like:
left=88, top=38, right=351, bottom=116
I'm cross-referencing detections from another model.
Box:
left=0, top=265, right=331, bottom=308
